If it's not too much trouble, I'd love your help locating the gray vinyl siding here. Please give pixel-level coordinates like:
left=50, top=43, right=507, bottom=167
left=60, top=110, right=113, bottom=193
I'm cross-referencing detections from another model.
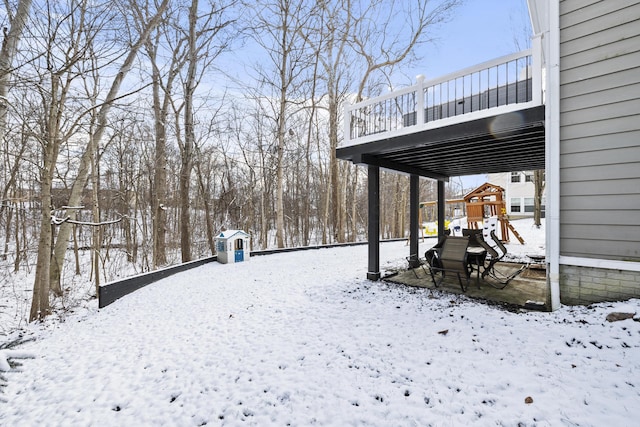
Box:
left=559, top=0, right=640, bottom=261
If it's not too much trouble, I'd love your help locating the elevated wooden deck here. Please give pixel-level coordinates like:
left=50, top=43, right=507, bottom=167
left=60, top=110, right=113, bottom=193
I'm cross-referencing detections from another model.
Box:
left=337, top=37, right=545, bottom=180
left=337, top=37, right=548, bottom=287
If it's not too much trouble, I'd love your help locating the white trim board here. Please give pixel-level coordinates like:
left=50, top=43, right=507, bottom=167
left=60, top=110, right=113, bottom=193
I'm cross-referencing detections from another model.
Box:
left=560, top=256, right=640, bottom=272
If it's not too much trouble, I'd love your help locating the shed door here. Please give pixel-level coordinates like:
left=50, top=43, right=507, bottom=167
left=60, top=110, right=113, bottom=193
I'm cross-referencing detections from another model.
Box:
left=234, top=238, right=244, bottom=262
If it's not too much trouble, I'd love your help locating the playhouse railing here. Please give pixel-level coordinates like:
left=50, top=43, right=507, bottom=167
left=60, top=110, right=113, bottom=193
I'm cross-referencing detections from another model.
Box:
left=342, top=35, right=544, bottom=147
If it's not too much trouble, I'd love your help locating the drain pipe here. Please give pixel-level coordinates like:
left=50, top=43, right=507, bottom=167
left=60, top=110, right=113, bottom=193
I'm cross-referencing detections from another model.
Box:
left=545, top=0, right=561, bottom=310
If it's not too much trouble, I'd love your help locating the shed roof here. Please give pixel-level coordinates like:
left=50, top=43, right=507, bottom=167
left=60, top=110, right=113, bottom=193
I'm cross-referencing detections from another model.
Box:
left=216, top=230, right=249, bottom=239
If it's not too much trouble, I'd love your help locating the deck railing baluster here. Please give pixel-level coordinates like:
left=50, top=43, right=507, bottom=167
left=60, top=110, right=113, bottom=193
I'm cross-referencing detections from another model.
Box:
left=343, top=48, right=540, bottom=144
left=505, top=62, right=509, bottom=102
left=467, top=74, right=472, bottom=113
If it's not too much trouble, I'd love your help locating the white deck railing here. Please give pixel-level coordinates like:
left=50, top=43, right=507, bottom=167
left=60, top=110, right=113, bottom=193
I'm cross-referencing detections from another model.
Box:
left=342, top=35, right=544, bottom=147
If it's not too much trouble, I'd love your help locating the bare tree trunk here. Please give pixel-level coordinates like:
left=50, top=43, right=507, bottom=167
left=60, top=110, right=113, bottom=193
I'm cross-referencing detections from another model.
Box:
left=351, top=167, right=359, bottom=241
left=273, top=1, right=290, bottom=249
left=179, top=139, right=193, bottom=261
left=149, top=55, right=169, bottom=267
left=30, top=134, right=58, bottom=322
left=124, top=213, right=134, bottom=263
left=533, top=169, right=545, bottom=228
left=73, top=224, right=80, bottom=274
left=329, top=98, right=342, bottom=242
left=275, top=108, right=286, bottom=248
left=194, top=156, right=215, bottom=256
left=0, top=132, right=28, bottom=224
left=260, top=183, right=268, bottom=249
left=31, top=211, right=52, bottom=321
left=131, top=192, right=139, bottom=264
left=177, top=0, right=200, bottom=262
left=391, top=176, right=399, bottom=237
left=3, top=198, right=13, bottom=261
left=339, top=162, right=349, bottom=240
left=399, top=177, right=408, bottom=237
left=0, top=0, right=33, bottom=149
left=1, top=2, right=31, bottom=270
left=90, top=135, right=101, bottom=295
left=13, top=199, right=22, bottom=272
left=303, top=126, right=312, bottom=246
left=319, top=137, right=329, bottom=245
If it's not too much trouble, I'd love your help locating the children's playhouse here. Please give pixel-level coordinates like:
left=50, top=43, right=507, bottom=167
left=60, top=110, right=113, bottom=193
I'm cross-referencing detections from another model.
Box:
left=215, top=230, right=250, bottom=263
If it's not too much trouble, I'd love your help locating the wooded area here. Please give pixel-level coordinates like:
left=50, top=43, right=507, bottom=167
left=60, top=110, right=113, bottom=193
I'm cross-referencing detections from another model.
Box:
left=0, top=0, right=464, bottom=322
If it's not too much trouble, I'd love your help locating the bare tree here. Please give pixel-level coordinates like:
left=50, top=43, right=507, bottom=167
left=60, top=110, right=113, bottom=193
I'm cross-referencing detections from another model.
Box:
left=26, top=0, right=170, bottom=322
left=141, top=2, right=187, bottom=268
left=46, top=0, right=171, bottom=299
left=0, top=0, right=472, bottom=326
left=319, top=0, right=461, bottom=242
left=235, top=96, right=277, bottom=249
left=300, top=0, right=353, bottom=243
left=351, top=0, right=462, bottom=101
left=248, top=0, right=317, bottom=248
left=509, top=9, right=544, bottom=229
left=0, top=0, right=33, bottom=151
left=160, top=0, right=237, bottom=261
left=27, top=0, right=112, bottom=319
left=193, top=141, right=218, bottom=255
left=533, top=169, right=545, bottom=228
left=0, top=0, right=32, bottom=256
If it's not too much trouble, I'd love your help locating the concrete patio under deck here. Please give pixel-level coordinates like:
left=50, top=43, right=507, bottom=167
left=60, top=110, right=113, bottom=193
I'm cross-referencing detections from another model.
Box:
left=385, top=262, right=549, bottom=311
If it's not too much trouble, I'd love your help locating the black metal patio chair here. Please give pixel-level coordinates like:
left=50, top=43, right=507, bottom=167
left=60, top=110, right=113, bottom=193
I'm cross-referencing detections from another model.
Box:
left=477, top=228, right=525, bottom=289
left=425, top=236, right=471, bottom=292
left=406, top=253, right=428, bottom=279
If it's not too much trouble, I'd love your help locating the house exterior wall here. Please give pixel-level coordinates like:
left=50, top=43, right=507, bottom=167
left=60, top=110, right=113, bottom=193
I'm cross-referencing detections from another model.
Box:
left=560, top=264, right=640, bottom=305
left=487, top=172, right=545, bottom=217
left=558, top=0, right=640, bottom=303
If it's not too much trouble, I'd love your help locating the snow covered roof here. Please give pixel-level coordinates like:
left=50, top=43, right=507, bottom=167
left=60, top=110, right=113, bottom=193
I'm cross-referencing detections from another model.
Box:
left=216, top=229, right=249, bottom=240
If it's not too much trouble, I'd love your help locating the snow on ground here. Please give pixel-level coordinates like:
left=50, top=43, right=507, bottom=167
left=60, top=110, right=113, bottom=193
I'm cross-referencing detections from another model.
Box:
left=1, top=220, right=640, bottom=426
left=445, top=217, right=546, bottom=264
left=499, top=218, right=546, bottom=263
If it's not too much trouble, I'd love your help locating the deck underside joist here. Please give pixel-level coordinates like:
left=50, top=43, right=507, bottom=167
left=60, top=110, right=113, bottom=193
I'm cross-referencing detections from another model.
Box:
left=337, top=105, right=545, bottom=179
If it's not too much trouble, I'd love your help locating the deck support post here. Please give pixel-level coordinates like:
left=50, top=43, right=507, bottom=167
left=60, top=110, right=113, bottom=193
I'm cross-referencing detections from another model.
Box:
left=409, top=174, right=420, bottom=261
left=367, top=165, right=380, bottom=280
left=437, top=180, right=446, bottom=239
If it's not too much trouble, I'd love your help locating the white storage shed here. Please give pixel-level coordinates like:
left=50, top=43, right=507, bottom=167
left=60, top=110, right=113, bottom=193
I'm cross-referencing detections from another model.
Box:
left=215, top=230, right=250, bottom=264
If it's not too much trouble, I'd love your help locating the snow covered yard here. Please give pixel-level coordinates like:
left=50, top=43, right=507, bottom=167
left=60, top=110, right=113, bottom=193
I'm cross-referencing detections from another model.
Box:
left=1, top=240, right=640, bottom=426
